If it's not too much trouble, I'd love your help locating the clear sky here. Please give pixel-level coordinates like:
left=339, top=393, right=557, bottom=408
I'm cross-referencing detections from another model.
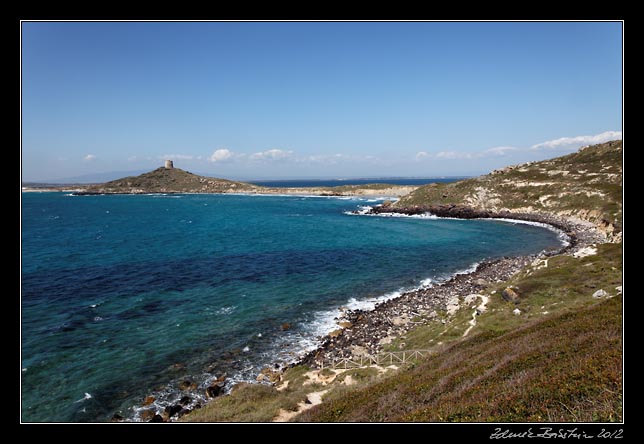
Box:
left=21, top=21, right=622, bottom=181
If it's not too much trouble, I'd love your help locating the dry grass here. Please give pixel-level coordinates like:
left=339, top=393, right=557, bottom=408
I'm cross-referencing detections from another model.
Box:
left=297, top=295, right=622, bottom=422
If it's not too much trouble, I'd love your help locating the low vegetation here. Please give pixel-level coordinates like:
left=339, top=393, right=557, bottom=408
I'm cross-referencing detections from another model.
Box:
left=183, top=141, right=622, bottom=423
left=297, top=242, right=622, bottom=422
left=299, top=295, right=621, bottom=422
left=85, top=167, right=262, bottom=194
left=396, top=140, right=622, bottom=233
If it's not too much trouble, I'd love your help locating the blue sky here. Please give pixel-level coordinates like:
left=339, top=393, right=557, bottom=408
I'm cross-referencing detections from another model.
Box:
left=21, top=21, right=622, bottom=181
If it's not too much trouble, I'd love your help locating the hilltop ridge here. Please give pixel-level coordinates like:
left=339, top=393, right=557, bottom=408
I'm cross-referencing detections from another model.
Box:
left=393, top=140, right=622, bottom=238
left=82, top=166, right=262, bottom=194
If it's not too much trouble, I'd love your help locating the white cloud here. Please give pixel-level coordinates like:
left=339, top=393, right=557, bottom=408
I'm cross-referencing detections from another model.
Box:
left=83, top=154, right=96, bottom=161
left=483, top=146, right=518, bottom=156
left=417, top=146, right=518, bottom=161
left=162, top=154, right=194, bottom=160
left=250, top=149, right=294, bottom=161
left=531, top=131, right=622, bottom=150
left=209, top=148, right=234, bottom=162
left=436, top=151, right=474, bottom=160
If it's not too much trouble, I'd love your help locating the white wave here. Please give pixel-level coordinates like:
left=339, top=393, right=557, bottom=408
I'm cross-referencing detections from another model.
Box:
left=93, top=316, right=104, bottom=322
left=487, top=218, right=570, bottom=247
left=348, top=210, right=439, bottom=219
left=74, top=392, right=92, bottom=403
left=350, top=209, right=569, bottom=247
left=215, top=306, right=236, bottom=316
left=243, top=346, right=250, bottom=352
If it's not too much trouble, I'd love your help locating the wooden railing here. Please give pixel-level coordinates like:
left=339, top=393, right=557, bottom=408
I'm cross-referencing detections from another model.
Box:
left=319, top=350, right=433, bottom=369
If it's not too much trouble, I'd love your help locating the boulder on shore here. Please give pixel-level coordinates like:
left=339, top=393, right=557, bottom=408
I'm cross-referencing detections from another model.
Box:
left=206, top=383, right=224, bottom=398
left=502, top=287, right=521, bottom=304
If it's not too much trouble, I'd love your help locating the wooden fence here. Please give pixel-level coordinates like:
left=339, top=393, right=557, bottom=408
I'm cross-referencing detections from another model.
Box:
left=319, top=350, right=433, bottom=370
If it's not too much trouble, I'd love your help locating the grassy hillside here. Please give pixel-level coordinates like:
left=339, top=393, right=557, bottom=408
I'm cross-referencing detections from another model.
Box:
left=299, top=296, right=621, bottom=422
left=181, top=141, right=623, bottom=423
left=298, top=243, right=622, bottom=422
left=396, top=141, right=622, bottom=233
left=85, top=167, right=262, bottom=194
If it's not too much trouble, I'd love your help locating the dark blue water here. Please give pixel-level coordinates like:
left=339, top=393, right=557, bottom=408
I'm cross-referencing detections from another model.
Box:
left=21, top=192, right=561, bottom=422
left=248, top=178, right=464, bottom=188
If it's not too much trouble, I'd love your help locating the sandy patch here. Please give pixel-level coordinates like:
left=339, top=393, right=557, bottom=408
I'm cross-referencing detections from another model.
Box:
left=273, top=389, right=329, bottom=422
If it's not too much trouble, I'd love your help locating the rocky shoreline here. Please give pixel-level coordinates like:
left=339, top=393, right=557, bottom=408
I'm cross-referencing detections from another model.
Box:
left=293, top=205, right=606, bottom=369
left=127, top=205, right=607, bottom=422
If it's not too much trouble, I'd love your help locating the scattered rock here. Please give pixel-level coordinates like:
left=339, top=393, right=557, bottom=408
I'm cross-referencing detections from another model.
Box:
left=445, top=296, right=460, bottom=315
left=110, top=413, right=124, bottom=422
left=297, top=211, right=602, bottom=370
left=256, top=367, right=281, bottom=384
left=150, top=414, right=165, bottom=423
left=164, top=404, right=183, bottom=417
left=179, top=395, right=192, bottom=405
left=502, top=287, right=521, bottom=304
left=178, top=380, right=196, bottom=391
left=391, top=316, right=409, bottom=326
left=139, top=409, right=156, bottom=422
left=513, top=308, right=521, bottom=315
left=350, top=345, right=370, bottom=357
left=206, top=384, right=223, bottom=398
left=280, top=323, right=292, bottom=331
left=338, top=321, right=353, bottom=328
left=592, top=289, right=608, bottom=299
left=615, top=286, right=622, bottom=294
left=142, top=395, right=156, bottom=406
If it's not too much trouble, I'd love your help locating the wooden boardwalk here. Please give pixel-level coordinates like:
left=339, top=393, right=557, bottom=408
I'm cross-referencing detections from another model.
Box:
left=319, top=350, right=433, bottom=370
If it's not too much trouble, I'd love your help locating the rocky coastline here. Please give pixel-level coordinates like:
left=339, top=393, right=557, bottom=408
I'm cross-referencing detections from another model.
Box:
left=295, top=205, right=598, bottom=369
left=130, top=203, right=607, bottom=422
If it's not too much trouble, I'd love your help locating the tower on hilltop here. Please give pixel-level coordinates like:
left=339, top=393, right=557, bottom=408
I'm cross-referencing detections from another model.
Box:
left=165, top=160, right=174, bottom=169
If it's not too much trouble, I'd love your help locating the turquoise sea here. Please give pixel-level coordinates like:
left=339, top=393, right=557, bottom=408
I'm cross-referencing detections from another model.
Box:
left=21, top=192, right=562, bottom=422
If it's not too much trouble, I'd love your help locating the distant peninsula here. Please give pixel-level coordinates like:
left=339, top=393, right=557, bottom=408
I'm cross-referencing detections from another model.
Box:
left=31, top=161, right=418, bottom=198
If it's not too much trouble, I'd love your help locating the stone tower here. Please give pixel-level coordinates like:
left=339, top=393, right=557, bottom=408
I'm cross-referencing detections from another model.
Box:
left=165, top=160, right=174, bottom=169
